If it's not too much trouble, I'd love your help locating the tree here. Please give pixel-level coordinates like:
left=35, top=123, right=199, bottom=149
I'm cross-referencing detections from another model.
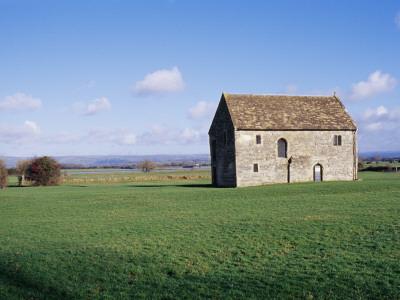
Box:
left=0, top=160, right=8, bottom=189
left=357, top=157, right=364, bottom=171
left=137, top=159, right=157, bottom=172
left=373, top=155, right=382, bottom=164
left=16, top=159, right=31, bottom=186
left=25, top=156, right=61, bottom=186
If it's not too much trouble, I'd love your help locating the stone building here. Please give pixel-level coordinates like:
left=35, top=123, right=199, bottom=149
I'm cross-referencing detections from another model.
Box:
left=208, top=93, right=358, bottom=187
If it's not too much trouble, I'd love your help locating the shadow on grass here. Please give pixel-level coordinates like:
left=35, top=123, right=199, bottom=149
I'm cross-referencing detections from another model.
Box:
left=128, top=183, right=215, bottom=188
left=7, top=185, right=87, bottom=188
left=5, top=185, right=28, bottom=188
left=0, top=263, right=77, bottom=299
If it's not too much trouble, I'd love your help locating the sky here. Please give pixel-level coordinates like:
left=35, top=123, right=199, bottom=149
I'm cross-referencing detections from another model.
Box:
left=1, top=0, right=400, bottom=157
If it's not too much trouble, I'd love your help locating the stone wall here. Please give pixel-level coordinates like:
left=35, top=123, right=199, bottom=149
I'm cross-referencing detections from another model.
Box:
left=209, top=99, right=236, bottom=187
left=235, top=130, right=357, bottom=187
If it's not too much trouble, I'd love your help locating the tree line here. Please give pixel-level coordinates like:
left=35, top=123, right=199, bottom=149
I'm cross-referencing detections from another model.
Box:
left=358, top=156, right=399, bottom=172
left=59, top=161, right=209, bottom=170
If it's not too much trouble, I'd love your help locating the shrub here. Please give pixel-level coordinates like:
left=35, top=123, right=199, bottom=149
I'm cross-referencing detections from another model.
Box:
left=0, top=160, right=8, bottom=189
left=25, top=156, right=61, bottom=186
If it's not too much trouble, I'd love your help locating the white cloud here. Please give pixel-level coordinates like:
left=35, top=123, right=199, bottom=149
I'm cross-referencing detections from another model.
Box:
left=24, top=120, right=40, bottom=133
left=112, top=134, right=137, bottom=145
left=357, top=105, right=400, bottom=133
left=188, top=101, right=217, bottom=121
left=0, top=121, right=41, bottom=144
left=178, top=125, right=209, bottom=145
left=389, top=106, right=400, bottom=120
left=356, top=105, right=400, bottom=151
left=73, top=97, right=111, bottom=115
left=179, top=128, right=202, bottom=144
left=365, top=122, right=384, bottom=132
left=139, top=124, right=173, bottom=145
left=46, top=131, right=82, bottom=144
left=359, top=105, right=389, bottom=121
left=395, top=11, right=400, bottom=28
left=0, top=93, right=42, bottom=112
left=85, top=97, right=111, bottom=115
left=131, top=124, right=208, bottom=146
left=132, top=66, right=185, bottom=96
left=349, top=71, right=397, bottom=101
left=283, top=84, right=298, bottom=94
left=149, top=124, right=168, bottom=135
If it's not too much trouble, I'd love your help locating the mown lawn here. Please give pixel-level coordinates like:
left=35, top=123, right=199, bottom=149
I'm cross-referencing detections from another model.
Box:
left=0, top=172, right=399, bottom=299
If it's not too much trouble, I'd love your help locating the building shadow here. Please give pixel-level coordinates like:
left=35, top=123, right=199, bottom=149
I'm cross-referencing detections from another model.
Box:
left=128, top=184, right=214, bottom=189
left=0, top=261, right=77, bottom=299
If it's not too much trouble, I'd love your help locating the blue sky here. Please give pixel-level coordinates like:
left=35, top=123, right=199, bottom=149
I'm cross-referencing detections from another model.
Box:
left=1, top=0, right=400, bottom=157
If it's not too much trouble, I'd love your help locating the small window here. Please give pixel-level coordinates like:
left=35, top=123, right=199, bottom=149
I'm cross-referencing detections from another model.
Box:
left=223, top=131, right=227, bottom=146
left=278, top=138, right=287, bottom=158
left=256, top=135, right=261, bottom=144
left=333, top=135, right=342, bottom=146
left=211, top=140, right=217, bottom=162
left=253, top=163, right=258, bottom=172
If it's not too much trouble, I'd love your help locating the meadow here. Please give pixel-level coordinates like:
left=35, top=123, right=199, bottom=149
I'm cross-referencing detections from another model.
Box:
left=0, top=171, right=399, bottom=299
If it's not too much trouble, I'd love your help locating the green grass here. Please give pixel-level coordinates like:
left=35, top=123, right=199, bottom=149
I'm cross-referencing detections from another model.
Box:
left=0, top=172, right=399, bottom=299
left=362, top=161, right=400, bottom=169
left=63, top=169, right=210, bottom=182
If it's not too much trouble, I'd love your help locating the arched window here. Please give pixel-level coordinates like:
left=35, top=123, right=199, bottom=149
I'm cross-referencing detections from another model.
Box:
left=278, top=138, right=287, bottom=158
left=314, top=164, right=323, bottom=182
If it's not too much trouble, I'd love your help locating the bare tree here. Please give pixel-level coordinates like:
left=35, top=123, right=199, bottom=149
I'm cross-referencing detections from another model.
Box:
left=358, top=157, right=364, bottom=171
left=137, top=159, right=158, bottom=172
left=17, top=159, right=31, bottom=186
left=374, top=155, right=382, bottom=164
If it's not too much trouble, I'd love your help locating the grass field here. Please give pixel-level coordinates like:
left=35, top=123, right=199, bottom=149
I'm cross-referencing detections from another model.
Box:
left=0, top=171, right=399, bottom=299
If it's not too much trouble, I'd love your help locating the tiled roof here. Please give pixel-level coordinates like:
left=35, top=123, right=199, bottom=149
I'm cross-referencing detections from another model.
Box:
left=223, top=93, right=357, bottom=130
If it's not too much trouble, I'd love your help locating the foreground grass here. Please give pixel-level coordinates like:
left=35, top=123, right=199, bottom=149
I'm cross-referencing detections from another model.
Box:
left=0, top=172, right=399, bottom=299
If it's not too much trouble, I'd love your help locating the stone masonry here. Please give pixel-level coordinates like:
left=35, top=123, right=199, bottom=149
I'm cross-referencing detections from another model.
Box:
left=209, top=93, right=358, bottom=188
left=235, top=130, right=357, bottom=187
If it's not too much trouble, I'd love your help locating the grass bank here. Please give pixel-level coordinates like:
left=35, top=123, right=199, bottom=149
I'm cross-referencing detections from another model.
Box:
left=0, top=172, right=399, bottom=299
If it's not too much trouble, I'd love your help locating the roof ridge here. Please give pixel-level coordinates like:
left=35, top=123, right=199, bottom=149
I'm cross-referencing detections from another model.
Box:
left=225, top=93, right=335, bottom=98
left=219, top=92, right=357, bottom=131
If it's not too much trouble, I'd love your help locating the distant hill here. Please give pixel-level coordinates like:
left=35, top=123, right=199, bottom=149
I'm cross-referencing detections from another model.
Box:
left=359, top=151, right=400, bottom=158
left=1, top=154, right=210, bottom=168
left=3, top=151, right=399, bottom=168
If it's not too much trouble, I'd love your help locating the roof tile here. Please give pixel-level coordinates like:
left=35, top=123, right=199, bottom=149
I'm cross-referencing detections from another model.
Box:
left=224, top=94, right=357, bottom=130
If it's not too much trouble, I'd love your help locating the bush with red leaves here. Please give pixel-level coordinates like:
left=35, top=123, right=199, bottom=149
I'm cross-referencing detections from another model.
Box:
left=26, top=156, right=61, bottom=186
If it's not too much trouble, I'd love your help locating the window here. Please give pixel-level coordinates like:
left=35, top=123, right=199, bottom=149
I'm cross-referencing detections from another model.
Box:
left=256, top=135, right=261, bottom=144
left=211, top=140, right=217, bottom=162
left=223, top=130, right=227, bottom=146
left=253, top=163, right=259, bottom=172
left=333, top=135, right=342, bottom=146
left=278, top=138, right=287, bottom=158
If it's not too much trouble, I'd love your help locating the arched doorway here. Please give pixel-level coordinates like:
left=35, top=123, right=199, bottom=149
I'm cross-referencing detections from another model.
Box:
left=313, top=164, right=322, bottom=182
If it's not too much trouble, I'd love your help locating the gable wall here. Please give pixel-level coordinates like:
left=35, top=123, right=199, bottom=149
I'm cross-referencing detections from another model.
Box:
left=209, top=99, right=236, bottom=187
left=235, top=130, right=357, bottom=187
